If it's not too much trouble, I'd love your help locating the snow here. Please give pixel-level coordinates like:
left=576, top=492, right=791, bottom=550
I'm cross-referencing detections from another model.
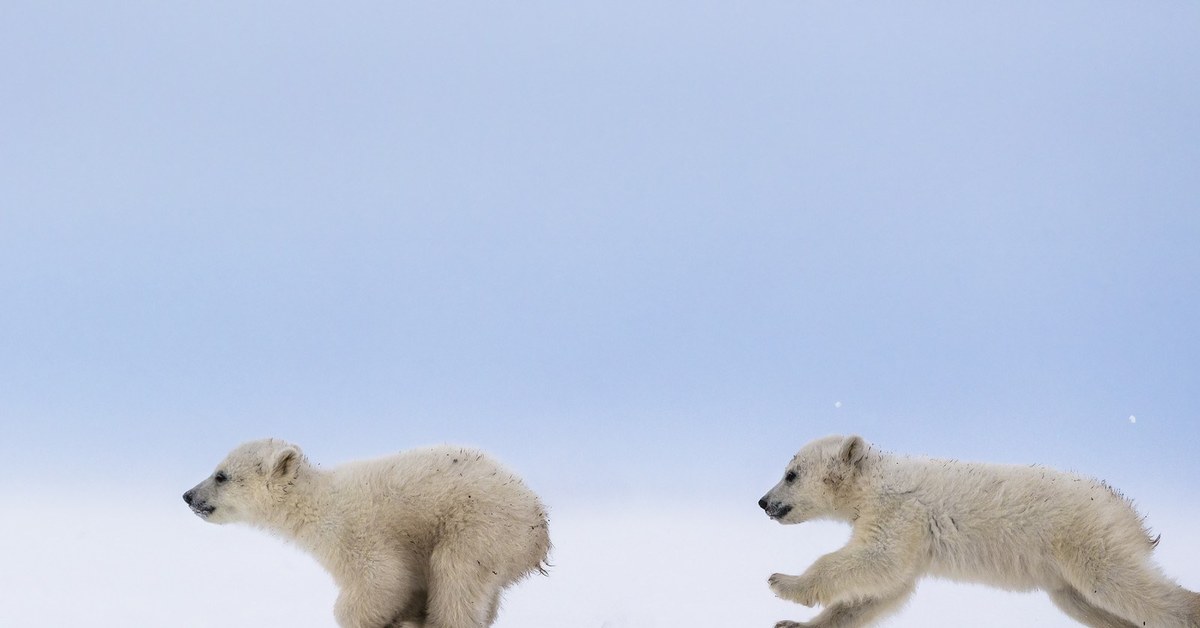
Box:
left=2, top=491, right=1196, bottom=627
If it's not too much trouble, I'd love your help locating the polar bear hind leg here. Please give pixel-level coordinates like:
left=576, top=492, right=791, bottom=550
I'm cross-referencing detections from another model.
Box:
left=1058, top=555, right=1199, bottom=628
left=425, top=543, right=502, bottom=628
left=1048, top=586, right=1138, bottom=628
left=482, top=592, right=502, bottom=626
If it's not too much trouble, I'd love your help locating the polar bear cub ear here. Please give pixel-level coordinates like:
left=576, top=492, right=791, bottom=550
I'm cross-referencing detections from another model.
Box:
left=838, top=435, right=868, bottom=468
left=268, top=444, right=303, bottom=479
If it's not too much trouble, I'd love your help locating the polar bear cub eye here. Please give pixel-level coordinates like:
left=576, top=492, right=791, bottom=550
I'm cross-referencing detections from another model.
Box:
left=214, top=471, right=228, bottom=484
left=785, top=470, right=798, bottom=484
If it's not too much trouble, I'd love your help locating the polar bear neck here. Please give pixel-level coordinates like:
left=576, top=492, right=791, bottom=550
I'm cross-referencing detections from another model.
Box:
left=254, top=465, right=338, bottom=553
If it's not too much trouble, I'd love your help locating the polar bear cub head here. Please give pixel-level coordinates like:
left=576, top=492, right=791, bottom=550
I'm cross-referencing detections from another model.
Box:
left=758, top=434, right=871, bottom=525
left=182, top=438, right=306, bottom=525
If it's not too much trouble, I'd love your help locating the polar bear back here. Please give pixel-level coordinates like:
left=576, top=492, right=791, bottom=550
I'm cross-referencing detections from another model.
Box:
left=330, top=445, right=547, bottom=535
left=891, top=457, right=1155, bottom=588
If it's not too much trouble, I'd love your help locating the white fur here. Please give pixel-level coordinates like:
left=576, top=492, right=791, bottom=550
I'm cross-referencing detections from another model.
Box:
left=759, top=435, right=1200, bottom=628
left=184, top=439, right=550, bottom=628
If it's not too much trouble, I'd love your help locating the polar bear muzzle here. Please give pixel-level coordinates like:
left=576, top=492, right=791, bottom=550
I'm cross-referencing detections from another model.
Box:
left=182, top=487, right=216, bottom=519
left=758, top=497, right=792, bottom=521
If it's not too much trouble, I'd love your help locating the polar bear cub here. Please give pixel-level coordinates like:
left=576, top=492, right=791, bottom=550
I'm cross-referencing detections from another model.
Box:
left=183, top=439, right=550, bottom=628
left=759, top=435, right=1200, bottom=628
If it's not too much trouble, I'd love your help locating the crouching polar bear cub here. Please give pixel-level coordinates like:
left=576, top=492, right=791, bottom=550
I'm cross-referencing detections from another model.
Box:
left=183, top=439, right=550, bottom=628
left=759, top=435, right=1200, bottom=628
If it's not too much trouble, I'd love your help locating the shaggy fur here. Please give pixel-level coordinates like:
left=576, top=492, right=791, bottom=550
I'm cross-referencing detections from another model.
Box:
left=759, top=435, right=1200, bottom=628
left=184, top=439, right=550, bottom=628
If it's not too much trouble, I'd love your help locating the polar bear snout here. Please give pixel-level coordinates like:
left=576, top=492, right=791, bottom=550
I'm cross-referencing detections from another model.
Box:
left=182, top=488, right=216, bottom=518
left=759, top=496, right=792, bottom=521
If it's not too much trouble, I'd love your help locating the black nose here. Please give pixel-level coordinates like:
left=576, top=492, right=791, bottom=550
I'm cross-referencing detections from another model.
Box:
left=758, top=497, right=768, bottom=510
left=183, top=490, right=194, bottom=505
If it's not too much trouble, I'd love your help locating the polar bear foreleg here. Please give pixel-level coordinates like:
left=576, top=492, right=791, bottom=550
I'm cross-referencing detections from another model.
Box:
left=331, top=556, right=424, bottom=628
left=770, top=533, right=924, bottom=608
left=774, top=581, right=916, bottom=628
left=333, top=582, right=412, bottom=628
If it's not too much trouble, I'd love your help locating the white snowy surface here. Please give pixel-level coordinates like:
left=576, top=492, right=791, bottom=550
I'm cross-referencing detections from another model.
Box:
left=2, top=492, right=1196, bottom=627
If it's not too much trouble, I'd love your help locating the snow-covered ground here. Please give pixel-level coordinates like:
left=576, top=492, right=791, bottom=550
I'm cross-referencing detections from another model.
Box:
left=3, top=492, right=1196, bottom=627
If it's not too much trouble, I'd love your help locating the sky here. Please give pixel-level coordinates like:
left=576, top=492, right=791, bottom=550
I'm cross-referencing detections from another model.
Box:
left=1, top=1, right=1198, bottom=626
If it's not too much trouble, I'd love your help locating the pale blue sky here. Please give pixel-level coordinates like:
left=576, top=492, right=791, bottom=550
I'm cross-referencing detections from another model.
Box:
left=2, top=1, right=1197, bottom=511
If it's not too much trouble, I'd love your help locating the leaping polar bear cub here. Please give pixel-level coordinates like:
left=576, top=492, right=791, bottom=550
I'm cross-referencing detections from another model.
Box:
left=184, top=439, right=550, bottom=628
left=759, top=435, right=1199, bottom=628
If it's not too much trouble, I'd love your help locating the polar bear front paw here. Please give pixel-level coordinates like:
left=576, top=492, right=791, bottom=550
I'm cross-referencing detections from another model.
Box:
left=769, top=573, right=819, bottom=607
